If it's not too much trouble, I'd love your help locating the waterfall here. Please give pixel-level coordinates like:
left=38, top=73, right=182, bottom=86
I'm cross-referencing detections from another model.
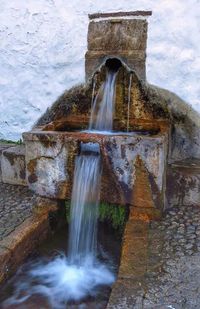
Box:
left=68, top=143, right=102, bottom=264
left=127, top=73, right=133, bottom=132
left=89, top=69, right=118, bottom=131
left=3, top=143, right=114, bottom=309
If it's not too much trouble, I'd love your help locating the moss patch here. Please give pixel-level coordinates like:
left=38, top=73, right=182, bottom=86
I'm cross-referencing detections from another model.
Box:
left=99, top=203, right=128, bottom=233
left=65, top=200, right=128, bottom=233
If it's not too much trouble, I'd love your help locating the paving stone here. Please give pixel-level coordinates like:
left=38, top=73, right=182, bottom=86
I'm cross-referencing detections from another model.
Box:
left=0, top=183, right=37, bottom=241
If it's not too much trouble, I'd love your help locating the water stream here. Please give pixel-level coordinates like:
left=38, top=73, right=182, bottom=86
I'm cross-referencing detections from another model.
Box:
left=89, top=69, right=118, bottom=131
left=127, top=73, right=133, bottom=132
left=68, top=144, right=101, bottom=264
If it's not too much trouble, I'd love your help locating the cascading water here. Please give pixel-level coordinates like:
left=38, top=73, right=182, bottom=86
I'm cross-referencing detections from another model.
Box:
left=2, top=64, right=121, bottom=309
left=89, top=69, right=118, bottom=131
left=127, top=72, right=133, bottom=132
left=2, top=143, right=114, bottom=309
left=68, top=143, right=101, bottom=264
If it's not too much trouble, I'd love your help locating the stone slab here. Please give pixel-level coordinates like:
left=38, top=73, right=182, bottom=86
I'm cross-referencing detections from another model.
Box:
left=89, top=11, right=152, bottom=20
left=1, top=145, right=27, bottom=186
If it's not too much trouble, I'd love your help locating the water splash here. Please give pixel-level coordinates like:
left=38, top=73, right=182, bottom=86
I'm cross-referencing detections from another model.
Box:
left=2, top=256, right=114, bottom=309
left=127, top=73, right=133, bottom=132
left=89, top=70, right=118, bottom=131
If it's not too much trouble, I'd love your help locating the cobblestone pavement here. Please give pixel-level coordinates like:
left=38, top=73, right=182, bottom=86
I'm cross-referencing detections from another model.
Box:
left=0, top=183, right=37, bottom=241
left=109, top=205, right=200, bottom=309
left=143, top=205, right=200, bottom=308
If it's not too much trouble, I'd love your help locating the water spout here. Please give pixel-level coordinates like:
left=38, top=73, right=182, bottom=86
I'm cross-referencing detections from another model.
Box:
left=89, top=69, right=118, bottom=131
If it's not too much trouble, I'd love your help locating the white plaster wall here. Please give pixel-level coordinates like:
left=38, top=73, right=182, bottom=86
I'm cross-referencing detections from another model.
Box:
left=0, top=0, right=199, bottom=141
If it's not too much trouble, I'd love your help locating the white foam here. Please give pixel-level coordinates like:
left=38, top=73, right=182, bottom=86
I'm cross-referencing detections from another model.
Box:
left=3, top=254, right=115, bottom=309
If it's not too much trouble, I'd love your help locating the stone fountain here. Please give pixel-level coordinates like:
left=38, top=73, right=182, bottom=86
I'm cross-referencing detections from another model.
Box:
left=1, top=10, right=200, bottom=308
left=23, top=11, right=171, bottom=221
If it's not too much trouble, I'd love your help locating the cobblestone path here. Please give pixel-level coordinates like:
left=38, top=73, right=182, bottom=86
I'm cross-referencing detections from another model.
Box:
left=0, top=183, right=37, bottom=241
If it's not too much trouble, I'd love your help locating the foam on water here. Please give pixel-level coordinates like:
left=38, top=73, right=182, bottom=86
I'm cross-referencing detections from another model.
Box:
left=3, top=254, right=115, bottom=309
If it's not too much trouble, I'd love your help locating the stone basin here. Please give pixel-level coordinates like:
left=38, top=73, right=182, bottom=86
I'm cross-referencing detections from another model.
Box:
left=23, top=127, right=168, bottom=214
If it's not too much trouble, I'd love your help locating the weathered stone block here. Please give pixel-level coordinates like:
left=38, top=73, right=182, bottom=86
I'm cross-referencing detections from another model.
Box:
left=0, top=144, right=15, bottom=182
left=1, top=145, right=26, bottom=186
left=24, top=129, right=168, bottom=216
left=24, top=133, right=77, bottom=199
left=85, top=13, right=150, bottom=80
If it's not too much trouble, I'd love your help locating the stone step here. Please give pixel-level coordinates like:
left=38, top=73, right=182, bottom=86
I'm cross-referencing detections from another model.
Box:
left=1, top=145, right=27, bottom=186
left=166, top=159, right=200, bottom=208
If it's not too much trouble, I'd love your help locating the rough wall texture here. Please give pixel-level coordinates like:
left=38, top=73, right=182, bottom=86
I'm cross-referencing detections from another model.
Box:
left=0, top=0, right=199, bottom=140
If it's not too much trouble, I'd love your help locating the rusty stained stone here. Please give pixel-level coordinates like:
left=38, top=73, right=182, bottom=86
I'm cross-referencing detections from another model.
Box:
left=32, top=196, right=59, bottom=215
left=101, top=141, right=126, bottom=205
left=24, top=129, right=167, bottom=205
left=131, top=155, right=162, bottom=220
left=43, top=115, right=90, bottom=132
left=91, top=64, right=170, bottom=133
left=118, top=219, right=149, bottom=279
left=33, top=62, right=170, bottom=135
left=27, top=158, right=38, bottom=184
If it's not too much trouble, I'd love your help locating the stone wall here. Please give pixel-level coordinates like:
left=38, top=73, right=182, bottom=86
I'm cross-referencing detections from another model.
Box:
left=0, top=0, right=199, bottom=140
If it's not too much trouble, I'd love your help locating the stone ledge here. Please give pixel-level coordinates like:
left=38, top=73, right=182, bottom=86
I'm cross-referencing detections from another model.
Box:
left=89, top=11, right=152, bottom=20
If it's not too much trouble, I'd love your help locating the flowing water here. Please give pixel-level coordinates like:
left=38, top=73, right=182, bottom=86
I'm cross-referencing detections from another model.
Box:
left=1, top=143, right=115, bottom=309
left=89, top=69, right=118, bottom=131
left=127, top=73, right=133, bottom=132
left=68, top=144, right=101, bottom=264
